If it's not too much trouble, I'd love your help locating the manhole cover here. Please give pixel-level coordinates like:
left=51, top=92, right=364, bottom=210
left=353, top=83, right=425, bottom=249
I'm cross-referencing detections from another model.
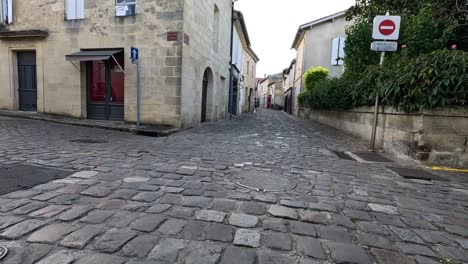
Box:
left=229, top=170, right=296, bottom=192
left=354, top=152, right=393, bottom=162
left=0, top=165, right=72, bottom=195
left=70, top=139, right=108, bottom=144
left=332, top=151, right=355, bottom=161
left=0, top=246, right=8, bottom=260
left=387, top=167, right=447, bottom=181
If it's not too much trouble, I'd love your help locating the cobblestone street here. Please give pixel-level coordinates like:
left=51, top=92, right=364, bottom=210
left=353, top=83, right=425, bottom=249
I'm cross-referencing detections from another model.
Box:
left=0, top=109, right=467, bottom=264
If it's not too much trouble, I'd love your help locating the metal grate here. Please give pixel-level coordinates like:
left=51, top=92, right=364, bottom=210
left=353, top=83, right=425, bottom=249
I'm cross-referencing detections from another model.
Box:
left=332, top=151, right=355, bottom=161
left=70, top=139, right=108, bottom=144
left=353, top=152, right=394, bottom=163
left=0, top=165, right=72, bottom=195
left=387, top=167, right=447, bottom=181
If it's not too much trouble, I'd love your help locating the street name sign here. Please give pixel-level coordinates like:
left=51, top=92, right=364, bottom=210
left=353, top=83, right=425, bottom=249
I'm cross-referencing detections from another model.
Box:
left=373, top=16, right=401, bottom=40
left=371, top=41, right=398, bottom=52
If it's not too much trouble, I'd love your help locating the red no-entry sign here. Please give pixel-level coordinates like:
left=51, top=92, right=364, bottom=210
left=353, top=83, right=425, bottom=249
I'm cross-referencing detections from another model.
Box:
left=373, top=16, right=401, bottom=40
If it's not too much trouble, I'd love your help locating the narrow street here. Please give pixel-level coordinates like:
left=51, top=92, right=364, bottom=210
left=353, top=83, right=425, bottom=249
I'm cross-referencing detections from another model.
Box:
left=0, top=110, right=467, bottom=264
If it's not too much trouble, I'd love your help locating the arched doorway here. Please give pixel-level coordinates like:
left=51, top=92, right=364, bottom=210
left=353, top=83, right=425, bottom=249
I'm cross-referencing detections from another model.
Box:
left=201, top=68, right=213, bottom=122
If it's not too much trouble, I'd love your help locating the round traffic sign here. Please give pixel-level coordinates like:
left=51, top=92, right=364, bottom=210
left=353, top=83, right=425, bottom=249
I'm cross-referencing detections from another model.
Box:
left=379, top=20, right=396, bottom=36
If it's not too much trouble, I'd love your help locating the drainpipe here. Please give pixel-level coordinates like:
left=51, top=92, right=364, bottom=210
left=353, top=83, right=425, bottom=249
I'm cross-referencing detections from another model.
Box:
left=228, top=1, right=235, bottom=119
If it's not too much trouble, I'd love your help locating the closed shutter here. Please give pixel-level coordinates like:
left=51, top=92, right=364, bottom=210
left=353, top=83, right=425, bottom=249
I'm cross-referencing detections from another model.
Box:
left=330, top=38, right=340, bottom=66
left=6, top=0, right=11, bottom=23
left=0, top=0, right=5, bottom=24
left=338, top=38, right=345, bottom=66
left=76, top=0, right=84, bottom=19
left=66, top=0, right=76, bottom=20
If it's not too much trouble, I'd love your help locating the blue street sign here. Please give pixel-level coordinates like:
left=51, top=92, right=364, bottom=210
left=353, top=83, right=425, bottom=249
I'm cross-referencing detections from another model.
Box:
left=131, top=47, right=139, bottom=61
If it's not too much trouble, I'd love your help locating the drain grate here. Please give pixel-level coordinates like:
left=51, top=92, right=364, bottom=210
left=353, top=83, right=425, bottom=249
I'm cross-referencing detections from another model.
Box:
left=387, top=167, right=447, bottom=181
left=0, top=165, right=72, bottom=195
left=353, top=152, right=393, bottom=163
left=332, top=151, right=355, bottom=161
left=70, top=139, right=108, bottom=144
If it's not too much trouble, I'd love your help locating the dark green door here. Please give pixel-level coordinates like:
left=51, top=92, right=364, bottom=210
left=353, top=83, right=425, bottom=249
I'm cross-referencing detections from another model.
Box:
left=17, top=52, right=37, bottom=111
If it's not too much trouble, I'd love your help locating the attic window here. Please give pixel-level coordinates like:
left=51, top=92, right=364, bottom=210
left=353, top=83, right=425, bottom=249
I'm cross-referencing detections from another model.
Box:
left=116, top=0, right=136, bottom=17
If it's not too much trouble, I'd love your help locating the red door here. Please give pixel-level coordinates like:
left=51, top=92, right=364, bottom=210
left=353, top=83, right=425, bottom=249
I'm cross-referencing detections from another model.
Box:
left=267, top=95, right=272, bottom=109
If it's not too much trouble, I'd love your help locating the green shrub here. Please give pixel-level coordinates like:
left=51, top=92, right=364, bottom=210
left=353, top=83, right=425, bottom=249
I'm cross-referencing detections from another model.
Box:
left=303, top=66, right=329, bottom=91
left=302, top=78, right=354, bottom=110
left=297, top=91, right=309, bottom=107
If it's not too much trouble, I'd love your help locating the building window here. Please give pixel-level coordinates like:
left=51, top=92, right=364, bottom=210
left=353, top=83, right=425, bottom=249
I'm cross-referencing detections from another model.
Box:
left=116, top=0, right=136, bottom=17
left=247, top=61, right=250, bottom=75
left=331, top=37, right=345, bottom=66
left=65, top=0, right=84, bottom=20
left=213, top=5, right=220, bottom=52
left=0, top=0, right=13, bottom=24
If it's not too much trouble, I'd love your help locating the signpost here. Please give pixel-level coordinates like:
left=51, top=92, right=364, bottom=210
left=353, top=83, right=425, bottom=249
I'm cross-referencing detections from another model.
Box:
left=131, top=47, right=140, bottom=128
left=369, top=13, right=401, bottom=151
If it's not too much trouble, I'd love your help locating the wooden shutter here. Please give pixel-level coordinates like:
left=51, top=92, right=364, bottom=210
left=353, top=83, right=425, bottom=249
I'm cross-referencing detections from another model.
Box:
left=330, top=38, right=340, bottom=66
left=5, top=0, right=12, bottom=24
left=338, top=38, right=346, bottom=66
left=76, top=0, right=84, bottom=19
left=66, top=0, right=76, bottom=20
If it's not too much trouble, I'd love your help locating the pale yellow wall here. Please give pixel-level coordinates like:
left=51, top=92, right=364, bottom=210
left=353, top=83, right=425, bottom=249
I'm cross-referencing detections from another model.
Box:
left=180, top=0, right=231, bottom=128
left=241, top=50, right=257, bottom=112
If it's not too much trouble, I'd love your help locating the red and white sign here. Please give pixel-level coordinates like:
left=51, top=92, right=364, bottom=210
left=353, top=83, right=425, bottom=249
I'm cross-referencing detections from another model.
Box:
left=373, top=16, right=401, bottom=40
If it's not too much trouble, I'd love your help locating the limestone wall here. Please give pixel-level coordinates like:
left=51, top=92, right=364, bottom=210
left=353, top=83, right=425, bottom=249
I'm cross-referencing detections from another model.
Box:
left=298, top=106, right=468, bottom=167
left=180, top=0, right=231, bottom=128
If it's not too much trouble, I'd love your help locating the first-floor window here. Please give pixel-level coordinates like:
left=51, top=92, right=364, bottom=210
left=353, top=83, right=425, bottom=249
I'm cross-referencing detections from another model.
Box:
left=0, top=0, right=13, bottom=24
left=331, top=37, right=345, bottom=66
left=116, top=0, right=136, bottom=17
left=65, top=0, right=84, bottom=20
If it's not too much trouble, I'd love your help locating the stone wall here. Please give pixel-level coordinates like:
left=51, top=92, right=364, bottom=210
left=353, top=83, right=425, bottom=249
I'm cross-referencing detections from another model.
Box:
left=298, top=106, right=468, bottom=167
left=180, top=0, right=231, bottom=128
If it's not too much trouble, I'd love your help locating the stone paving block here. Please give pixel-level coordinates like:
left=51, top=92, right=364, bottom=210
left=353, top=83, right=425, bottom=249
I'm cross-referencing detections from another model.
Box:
left=396, top=242, right=438, bottom=257
left=80, top=186, right=113, bottom=197
left=332, top=214, right=355, bottom=229
left=290, top=221, right=317, bottom=237
left=60, top=225, right=106, bottom=249
left=280, top=199, right=307, bottom=208
left=122, top=235, right=160, bottom=258
left=158, top=219, right=187, bottom=235
left=36, top=250, right=85, bottom=264
left=389, top=226, right=425, bottom=244
left=373, top=212, right=406, bottom=227
left=254, top=193, right=277, bottom=203
left=184, top=241, right=223, bottom=264
left=327, top=242, right=372, bottom=264
left=92, top=229, right=136, bottom=253
left=4, top=190, right=41, bottom=199
left=195, top=210, right=226, bottom=222
left=268, top=205, right=298, bottom=220
left=258, top=251, right=296, bottom=264
left=229, top=213, right=259, bottom=228
left=234, top=229, right=261, bottom=248
left=369, top=203, right=399, bottom=215
left=182, top=196, right=212, bottom=208
left=131, top=214, right=166, bottom=232
left=131, top=192, right=163, bottom=202
left=31, top=192, right=62, bottom=202
left=57, top=185, right=88, bottom=194
left=12, top=202, right=47, bottom=215
left=107, top=211, right=140, bottom=228
left=157, top=193, right=184, bottom=204
left=432, top=245, right=468, bottom=262
left=343, top=209, right=372, bottom=221
left=296, top=236, right=326, bottom=259
left=317, top=226, right=353, bottom=243
left=300, top=211, right=332, bottom=224
left=0, top=199, right=30, bottom=213
left=211, top=199, right=237, bottom=211
left=370, top=248, right=416, bottom=264
left=3, top=243, right=52, bottom=264
left=308, top=202, right=338, bottom=213
left=146, top=204, right=172, bottom=214
left=263, top=218, right=288, bottom=232
left=148, top=238, right=186, bottom=262
left=445, top=225, right=468, bottom=238
left=27, top=223, right=79, bottom=243
left=182, top=221, right=207, bottom=240
left=71, top=171, right=99, bottom=179
left=0, top=219, right=47, bottom=239
left=206, top=223, right=234, bottom=242
left=264, top=231, right=292, bottom=250
left=219, top=246, right=256, bottom=264
left=240, top=201, right=267, bottom=215
left=0, top=215, right=24, bottom=229
left=79, top=210, right=114, bottom=224
left=109, top=189, right=138, bottom=199
left=356, top=221, right=388, bottom=235
left=74, top=254, right=126, bottom=264
left=29, top=205, right=69, bottom=218
left=58, top=206, right=93, bottom=221
left=96, top=199, right=127, bottom=210
left=123, top=177, right=150, bottom=183
left=355, top=232, right=395, bottom=250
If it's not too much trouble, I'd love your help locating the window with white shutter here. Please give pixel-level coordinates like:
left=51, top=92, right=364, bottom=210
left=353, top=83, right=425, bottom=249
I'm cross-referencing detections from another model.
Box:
left=65, top=0, right=84, bottom=20
left=116, top=0, right=136, bottom=17
left=1, top=0, right=13, bottom=24
left=330, top=37, right=345, bottom=66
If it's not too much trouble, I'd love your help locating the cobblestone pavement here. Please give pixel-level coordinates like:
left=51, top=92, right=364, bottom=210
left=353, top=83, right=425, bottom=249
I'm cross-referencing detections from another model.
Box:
left=0, top=109, right=467, bottom=264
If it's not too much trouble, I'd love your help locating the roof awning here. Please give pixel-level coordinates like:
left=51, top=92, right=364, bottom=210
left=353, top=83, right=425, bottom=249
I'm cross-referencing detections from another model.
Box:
left=65, top=50, right=122, bottom=61
left=65, top=50, right=125, bottom=74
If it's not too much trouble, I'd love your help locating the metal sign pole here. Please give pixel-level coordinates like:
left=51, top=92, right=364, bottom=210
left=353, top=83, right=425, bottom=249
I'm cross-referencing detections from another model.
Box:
left=370, top=51, right=385, bottom=151
left=136, top=59, right=141, bottom=128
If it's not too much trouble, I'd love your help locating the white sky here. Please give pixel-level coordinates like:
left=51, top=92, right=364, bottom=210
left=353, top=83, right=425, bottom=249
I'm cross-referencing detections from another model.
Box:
left=234, top=0, right=355, bottom=78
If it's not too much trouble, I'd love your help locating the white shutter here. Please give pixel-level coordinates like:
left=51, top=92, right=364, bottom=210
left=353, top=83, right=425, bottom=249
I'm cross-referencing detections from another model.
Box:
left=0, top=0, right=4, bottom=24
left=338, top=38, right=345, bottom=66
left=66, top=0, right=76, bottom=20
left=330, top=38, right=340, bottom=66
left=76, top=0, right=84, bottom=19
left=6, top=0, right=12, bottom=24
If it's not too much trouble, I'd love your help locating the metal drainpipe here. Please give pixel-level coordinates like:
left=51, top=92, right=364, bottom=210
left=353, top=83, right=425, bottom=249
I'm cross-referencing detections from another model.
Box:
left=228, top=2, right=234, bottom=119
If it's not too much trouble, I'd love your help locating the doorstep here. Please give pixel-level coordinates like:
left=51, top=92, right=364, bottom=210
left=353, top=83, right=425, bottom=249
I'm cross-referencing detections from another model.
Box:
left=0, top=110, right=179, bottom=137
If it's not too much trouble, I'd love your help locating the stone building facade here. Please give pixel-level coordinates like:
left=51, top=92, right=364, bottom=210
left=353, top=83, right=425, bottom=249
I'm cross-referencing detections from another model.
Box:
left=0, top=0, right=231, bottom=129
